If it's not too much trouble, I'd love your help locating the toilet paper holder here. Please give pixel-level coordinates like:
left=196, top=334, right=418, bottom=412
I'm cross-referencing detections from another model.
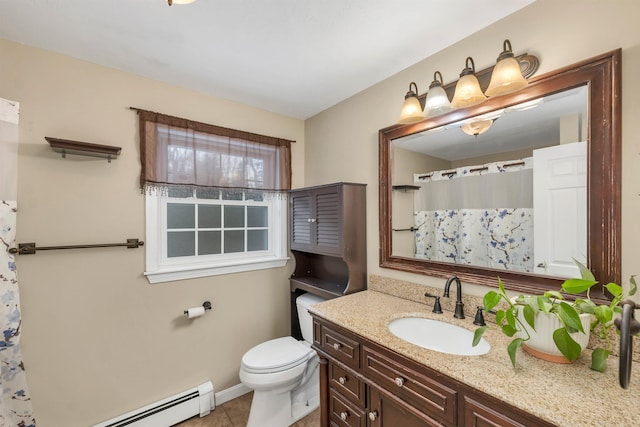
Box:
left=184, top=301, right=212, bottom=315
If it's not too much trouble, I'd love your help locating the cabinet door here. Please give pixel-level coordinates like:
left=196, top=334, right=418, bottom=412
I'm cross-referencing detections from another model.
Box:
left=368, top=387, right=446, bottom=427
left=461, top=394, right=552, bottom=427
left=313, top=184, right=342, bottom=256
left=290, top=185, right=342, bottom=255
left=291, top=191, right=313, bottom=251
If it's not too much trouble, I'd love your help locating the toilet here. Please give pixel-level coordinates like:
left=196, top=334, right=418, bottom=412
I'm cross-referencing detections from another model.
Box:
left=239, top=293, right=326, bottom=427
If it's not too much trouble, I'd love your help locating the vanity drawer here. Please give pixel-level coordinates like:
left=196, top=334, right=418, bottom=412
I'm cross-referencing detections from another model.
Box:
left=329, top=361, right=366, bottom=408
left=329, top=387, right=366, bottom=427
left=321, top=324, right=361, bottom=369
left=362, top=346, right=457, bottom=425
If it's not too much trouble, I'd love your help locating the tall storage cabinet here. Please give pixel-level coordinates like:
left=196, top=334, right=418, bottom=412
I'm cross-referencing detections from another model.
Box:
left=289, top=182, right=367, bottom=337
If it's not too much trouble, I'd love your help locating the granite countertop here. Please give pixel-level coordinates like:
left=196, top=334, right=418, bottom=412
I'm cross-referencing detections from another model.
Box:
left=309, top=289, right=640, bottom=427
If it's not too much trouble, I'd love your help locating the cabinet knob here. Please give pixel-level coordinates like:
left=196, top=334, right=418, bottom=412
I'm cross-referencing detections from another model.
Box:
left=338, top=376, right=347, bottom=385
left=368, top=411, right=378, bottom=421
left=394, top=376, right=405, bottom=387
left=333, top=342, right=342, bottom=351
left=340, top=411, right=349, bottom=421
left=310, top=218, right=316, bottom=223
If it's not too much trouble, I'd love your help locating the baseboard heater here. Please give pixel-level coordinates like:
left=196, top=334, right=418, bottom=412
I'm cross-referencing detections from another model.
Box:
left=94, top=381, right=214, bottom=427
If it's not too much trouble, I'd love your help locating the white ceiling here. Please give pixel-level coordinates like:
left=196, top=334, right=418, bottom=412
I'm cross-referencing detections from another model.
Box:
left=0, top=0, right=534, bottom=119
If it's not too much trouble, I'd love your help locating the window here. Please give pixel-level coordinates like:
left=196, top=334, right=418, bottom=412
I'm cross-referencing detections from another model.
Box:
left=135, top=109, right=292, bottom=283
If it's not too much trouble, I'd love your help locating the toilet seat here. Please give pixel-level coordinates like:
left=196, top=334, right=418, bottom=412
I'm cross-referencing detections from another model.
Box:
left=241, top=336, right=314, bottom=374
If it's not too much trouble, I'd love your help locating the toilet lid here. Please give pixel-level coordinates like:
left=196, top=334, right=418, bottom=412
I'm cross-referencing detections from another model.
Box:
left=242, top=336, right=313, bottom=374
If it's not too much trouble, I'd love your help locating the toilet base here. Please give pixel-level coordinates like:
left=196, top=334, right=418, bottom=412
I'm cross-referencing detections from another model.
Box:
left=246, top=364, right=319, bottom=427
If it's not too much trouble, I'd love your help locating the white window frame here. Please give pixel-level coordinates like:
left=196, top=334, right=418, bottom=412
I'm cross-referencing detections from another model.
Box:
left=145, top=191, right=288, bottom=284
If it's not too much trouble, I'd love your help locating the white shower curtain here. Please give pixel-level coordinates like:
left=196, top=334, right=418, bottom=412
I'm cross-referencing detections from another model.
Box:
left=413, top=159, right=534, bottom=272
left=0, top=97, right=36, bottom=426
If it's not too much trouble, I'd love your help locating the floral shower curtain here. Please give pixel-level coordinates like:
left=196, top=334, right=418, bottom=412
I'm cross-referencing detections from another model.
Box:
left=0, top=97, right=35, bottom=426
left=413, top=159, right=534, bottom=273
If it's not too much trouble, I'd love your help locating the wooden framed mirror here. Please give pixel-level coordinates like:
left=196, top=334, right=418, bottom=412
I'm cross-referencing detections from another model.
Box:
left=379, top=49, right=621, bottom=300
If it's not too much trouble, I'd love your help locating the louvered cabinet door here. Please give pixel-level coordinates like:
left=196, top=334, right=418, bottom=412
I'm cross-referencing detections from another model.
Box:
left=313, top=185, right=343, bottom=256
left=291, top=192, right=314, bottom=251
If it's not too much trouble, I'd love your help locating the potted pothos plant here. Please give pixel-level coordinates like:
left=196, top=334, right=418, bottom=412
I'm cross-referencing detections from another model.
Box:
left=472, top=260, right=637, bottom=372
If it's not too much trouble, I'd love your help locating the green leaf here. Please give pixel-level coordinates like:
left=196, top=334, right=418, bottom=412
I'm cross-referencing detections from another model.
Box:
left=604, top=282, right=623, bottom=298
left=501, top=324, right=517, bottom=337
left=574, top=259, right=596, bottom=281
left=536, top=296, right=553, bottom=313
left=593, top=305, right=613, bottom=324
left=523, top=304, right=536, bottom=330
left=498, top=277, right=506, bottom=296
left=472, top=326, right=488, bottom=347
left=590, top=348, right=610, bottom=372
left=561, top=278, right=598, bottom=294
left=576, top=299, right=595, bottom=314
left=506, top=308, right=516, bottom=330
left=552, top=328, right=582, bottom=362
left=507, top=338, right=523, bottom=368
left=630, top=276, right=637, bottom=297
left=555, top=302, right=584, bottom=333
left=483, top=291, right=502, bottom=312
left=544, top=290, right=564, bottom=300
left=495, top=309, right=506, bottom=325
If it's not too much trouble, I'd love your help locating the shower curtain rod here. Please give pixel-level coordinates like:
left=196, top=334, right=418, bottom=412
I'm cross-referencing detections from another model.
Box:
left=7, top=238, right=144, bottom=255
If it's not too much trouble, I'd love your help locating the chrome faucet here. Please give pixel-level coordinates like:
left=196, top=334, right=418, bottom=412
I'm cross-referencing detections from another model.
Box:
left=443, top=276, right=465, bottom=319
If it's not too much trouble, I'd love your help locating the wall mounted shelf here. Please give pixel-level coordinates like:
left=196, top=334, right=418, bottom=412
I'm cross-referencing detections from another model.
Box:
left=392, top=185, right=420, bottom=192
left=45, top=136, right=121, bottom=162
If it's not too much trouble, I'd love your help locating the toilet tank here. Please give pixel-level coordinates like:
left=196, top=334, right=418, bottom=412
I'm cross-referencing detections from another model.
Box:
left=296, top=293, right=326, bottom=343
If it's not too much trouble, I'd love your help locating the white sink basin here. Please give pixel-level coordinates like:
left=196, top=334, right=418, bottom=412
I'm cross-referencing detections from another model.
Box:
left=388, top=317, right=490, bottom=356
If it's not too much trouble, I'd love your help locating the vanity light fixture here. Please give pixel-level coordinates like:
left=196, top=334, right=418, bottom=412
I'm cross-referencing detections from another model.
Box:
left=398, top=82, right=426, bottom=124
left=167, top=0, right=196, bottom=5
left=485, top=40, right=528, bottom=97
left=424, top=71, right=452, bottom=117
left=450, top=57, right=487, bottom=109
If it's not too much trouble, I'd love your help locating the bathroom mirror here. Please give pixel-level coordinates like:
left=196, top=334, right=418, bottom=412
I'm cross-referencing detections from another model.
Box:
left=379, top=50, right=621, bottom=300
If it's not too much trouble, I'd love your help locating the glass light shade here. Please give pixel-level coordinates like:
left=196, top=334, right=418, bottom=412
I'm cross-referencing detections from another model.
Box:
left=398, top=82, right=425, bottom=124
left=485, top=39, right=528, bottom=97
left=461, top=119, right=493, bottom=136
left=398, top=96, right=425, bottom=124
left=485, top=56, right=528, bottom=97
left=424, top=85, right=451, bottom=117
left=451, top=74, right=487, bottom=109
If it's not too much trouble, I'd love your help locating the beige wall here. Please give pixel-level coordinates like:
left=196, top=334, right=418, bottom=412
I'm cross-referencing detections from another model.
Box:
left=3, top=0, right=640, bottom=425
left=1, top=39, right=304, bottom=426
left=305, top=0, right=640, bottom=295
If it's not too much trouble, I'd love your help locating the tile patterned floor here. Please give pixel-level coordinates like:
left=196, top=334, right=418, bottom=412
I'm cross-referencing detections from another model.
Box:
left=175, top=392, right=320, bottom=427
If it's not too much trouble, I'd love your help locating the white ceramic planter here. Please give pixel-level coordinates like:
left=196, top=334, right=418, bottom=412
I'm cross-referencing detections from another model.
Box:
left=515, top=305, right=591, bottom=364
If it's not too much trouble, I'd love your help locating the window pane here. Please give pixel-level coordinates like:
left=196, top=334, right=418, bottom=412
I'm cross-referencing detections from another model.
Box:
left=168, top=204, right=195, bottom=228
left=167, top=231, right=195, bottom=257
left=199, top=205, right=221, bottom=228
left=224, top=230, right=245, bottom=253
left=199, top=231, right=221, bottom=255
left=245, top=157, right=265, bottom=186
left=248, top=230, right=268, bottom=251
left=247, top=206, right=268, bottom=227
left=224, top=206, right=245, bottom=227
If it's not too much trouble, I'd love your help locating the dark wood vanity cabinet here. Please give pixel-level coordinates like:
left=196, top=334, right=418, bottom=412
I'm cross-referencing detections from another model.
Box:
left=289, top=183, right=367, bottom=336
left=312, top=317, right=555, bottom=427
